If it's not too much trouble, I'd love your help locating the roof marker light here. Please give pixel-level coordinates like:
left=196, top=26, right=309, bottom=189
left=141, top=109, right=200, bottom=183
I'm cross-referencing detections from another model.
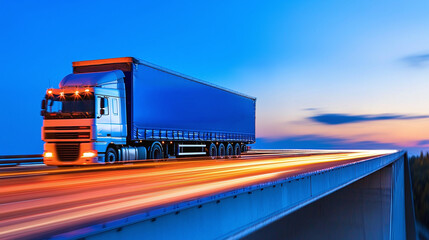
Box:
left=47, top=90, right=53, bottom=94
left=75, top=90, right=79, bottom=95
left=60, top=92, right=64, bottom=97
left=85, top=89, right=90, bottom=92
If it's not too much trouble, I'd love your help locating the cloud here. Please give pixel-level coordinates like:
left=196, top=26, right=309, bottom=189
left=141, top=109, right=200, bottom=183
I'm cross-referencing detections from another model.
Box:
left=417, top=140, right=429, bottom=146
left=402, top=53, right=429, bottom=67
left=303, top=108, right=318, bottom=111
left=308, top=113, right=429, bottom=125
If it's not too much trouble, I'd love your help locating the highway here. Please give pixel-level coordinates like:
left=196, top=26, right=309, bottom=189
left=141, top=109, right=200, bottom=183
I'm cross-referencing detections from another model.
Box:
left=0, top=150, right=396, bottom=239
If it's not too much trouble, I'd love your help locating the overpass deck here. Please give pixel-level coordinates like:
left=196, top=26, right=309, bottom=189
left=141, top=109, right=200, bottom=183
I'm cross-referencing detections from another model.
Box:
left=0, top=150, right=404, bottom=239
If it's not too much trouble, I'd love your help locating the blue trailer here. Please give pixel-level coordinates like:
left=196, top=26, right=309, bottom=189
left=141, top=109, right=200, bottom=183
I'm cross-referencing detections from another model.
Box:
left=41, top=57, right=255, bottom=165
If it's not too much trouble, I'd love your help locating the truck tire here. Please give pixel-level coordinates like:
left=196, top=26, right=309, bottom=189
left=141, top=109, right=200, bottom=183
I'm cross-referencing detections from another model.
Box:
left=234, top=143, right=241, bottom=158
left=241, top=144, right=247, bottom=153
left=208, top=143, right=217, bottom=159
left=150, top=142, right=163, bottom=160
left=218, top=143, right=226, bottom=159
left=226, top=144, right=233, bottom=158
left=106, top=147, right=118, bottom=164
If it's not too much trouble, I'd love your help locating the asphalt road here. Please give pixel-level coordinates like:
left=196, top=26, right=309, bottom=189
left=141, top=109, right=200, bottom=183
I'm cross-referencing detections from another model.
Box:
left=0, top=150, right=395, bottom=239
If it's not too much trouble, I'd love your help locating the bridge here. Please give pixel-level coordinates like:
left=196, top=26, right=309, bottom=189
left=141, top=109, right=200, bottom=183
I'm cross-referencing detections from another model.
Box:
left=0, top=150, right=416, bottom=239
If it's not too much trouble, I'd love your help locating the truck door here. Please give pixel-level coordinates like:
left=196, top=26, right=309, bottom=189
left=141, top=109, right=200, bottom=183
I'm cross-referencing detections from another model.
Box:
left=110, top=97, right=123, bottom=139
left=96, top=96, right=112, bottom=140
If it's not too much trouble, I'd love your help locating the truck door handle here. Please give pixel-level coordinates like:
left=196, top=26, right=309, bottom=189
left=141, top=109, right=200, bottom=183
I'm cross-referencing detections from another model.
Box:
left=107, top=134, right=111, bottom=137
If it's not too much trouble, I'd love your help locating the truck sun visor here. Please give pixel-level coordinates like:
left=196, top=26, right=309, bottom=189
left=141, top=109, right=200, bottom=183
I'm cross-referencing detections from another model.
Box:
left=59, top=70, right=125, bottom=88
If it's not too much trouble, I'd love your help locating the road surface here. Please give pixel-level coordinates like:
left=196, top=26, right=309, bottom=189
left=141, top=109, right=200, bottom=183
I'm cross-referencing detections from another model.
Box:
left=0, top=150, right=396, bottom=239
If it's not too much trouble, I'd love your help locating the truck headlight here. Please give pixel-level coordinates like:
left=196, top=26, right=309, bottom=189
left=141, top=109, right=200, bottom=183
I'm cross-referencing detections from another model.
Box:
left=82, top=152, right=96, bottom=158
left=44, top=152, right=53, bottom=158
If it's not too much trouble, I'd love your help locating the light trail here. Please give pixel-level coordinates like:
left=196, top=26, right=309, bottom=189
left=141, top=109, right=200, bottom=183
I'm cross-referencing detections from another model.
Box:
left=0, top=150, right=395, bottom=239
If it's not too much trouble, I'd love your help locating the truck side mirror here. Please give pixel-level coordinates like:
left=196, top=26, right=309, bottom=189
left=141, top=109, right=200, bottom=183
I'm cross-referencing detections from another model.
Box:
left=100, top=108, right=105, bottom=115
left=41, top=99, right=46, bottom=110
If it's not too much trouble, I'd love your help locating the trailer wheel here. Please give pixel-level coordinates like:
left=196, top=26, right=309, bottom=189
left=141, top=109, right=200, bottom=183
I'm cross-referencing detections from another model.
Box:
left=106, top=147, right=118, bottom=164
left=234, top=143, right=241, bottom=158
left=208, top=143, right=217, bottom=159
left=218, top=143, right=226, bottom=159
left=226, top=144, right=233, bottom=158
left=150, top=142, right=163, bottom=160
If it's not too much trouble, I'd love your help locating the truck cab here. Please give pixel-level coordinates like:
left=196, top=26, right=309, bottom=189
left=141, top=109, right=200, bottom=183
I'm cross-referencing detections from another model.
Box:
left=41, top=70, right=127, bottom=165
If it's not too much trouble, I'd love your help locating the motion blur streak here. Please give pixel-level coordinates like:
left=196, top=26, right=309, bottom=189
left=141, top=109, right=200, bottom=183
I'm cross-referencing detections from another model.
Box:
left=0, top=150, right=395, bottom=239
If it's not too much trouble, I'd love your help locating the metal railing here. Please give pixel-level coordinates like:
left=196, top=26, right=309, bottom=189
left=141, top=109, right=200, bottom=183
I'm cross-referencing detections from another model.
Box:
left=0, top=154, right=43, bottom=166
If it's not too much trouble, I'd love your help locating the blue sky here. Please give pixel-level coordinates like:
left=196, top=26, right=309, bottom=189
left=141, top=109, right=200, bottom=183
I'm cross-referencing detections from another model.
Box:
left=1, top=0, right=429, bottom=155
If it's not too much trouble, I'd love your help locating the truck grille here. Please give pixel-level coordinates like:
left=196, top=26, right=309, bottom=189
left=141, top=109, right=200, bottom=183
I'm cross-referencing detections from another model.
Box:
left=56, top=143, right=80, bottom=162
left=45, top=132, right=90, bottom=139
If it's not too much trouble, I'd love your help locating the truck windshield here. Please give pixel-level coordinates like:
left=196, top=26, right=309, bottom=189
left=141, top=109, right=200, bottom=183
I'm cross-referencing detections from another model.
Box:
left=44, top=94, right=95, bottom=119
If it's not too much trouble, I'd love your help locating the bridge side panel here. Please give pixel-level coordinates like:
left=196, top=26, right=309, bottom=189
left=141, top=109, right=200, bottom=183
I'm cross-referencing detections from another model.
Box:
left=244, top=164, right=394, bottom=240
left=391, top=156, right=406, bottom=240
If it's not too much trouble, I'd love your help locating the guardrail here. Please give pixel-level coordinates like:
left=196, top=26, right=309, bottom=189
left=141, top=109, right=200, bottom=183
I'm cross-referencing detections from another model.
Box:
left=0, top=154, right=43, bottom=166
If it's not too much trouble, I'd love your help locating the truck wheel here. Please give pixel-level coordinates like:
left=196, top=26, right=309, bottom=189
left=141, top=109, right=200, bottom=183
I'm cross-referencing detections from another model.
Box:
left=218, top=143, right=225, bottom=159
left=226, top=144, right=233, bottom=158
left=234, top=143, right=241, bottom=158
left=241, top=144, right=247, bottom=153
left=106, top=147, right=118, bottom=164
left=208, top=143, right=217, bottom=159
left=150, top=142, right=163, bottom=160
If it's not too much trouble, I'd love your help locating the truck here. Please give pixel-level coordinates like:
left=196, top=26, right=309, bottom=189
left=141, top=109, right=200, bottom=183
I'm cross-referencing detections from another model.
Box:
left=41, top=57, right=256, bottom=165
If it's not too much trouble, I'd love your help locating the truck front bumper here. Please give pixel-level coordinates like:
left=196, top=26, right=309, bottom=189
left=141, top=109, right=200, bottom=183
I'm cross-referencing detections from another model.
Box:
left=43, top=142, right=104, bottom=166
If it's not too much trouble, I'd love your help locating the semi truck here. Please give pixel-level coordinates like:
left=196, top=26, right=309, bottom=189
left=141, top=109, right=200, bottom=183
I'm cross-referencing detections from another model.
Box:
left=41, top=57, right=256, bottom=165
